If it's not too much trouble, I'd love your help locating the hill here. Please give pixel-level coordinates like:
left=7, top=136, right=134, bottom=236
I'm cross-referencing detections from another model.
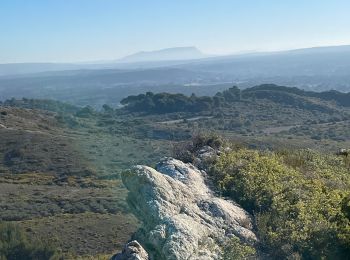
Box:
left=121, top=84, right=350, bottom=115
left=0, top=106, right=91, bottom=176
left=1, top=84, right=350, bottom=258
left=178, top=45, right=350, bottom=91
left=119, top=84, right=350, bottom=151
left=0, top=104, right=145, bottom=257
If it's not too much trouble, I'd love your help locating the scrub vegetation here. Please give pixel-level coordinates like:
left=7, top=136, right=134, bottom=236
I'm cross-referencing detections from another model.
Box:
left=1, top=84, right=350, bottom=258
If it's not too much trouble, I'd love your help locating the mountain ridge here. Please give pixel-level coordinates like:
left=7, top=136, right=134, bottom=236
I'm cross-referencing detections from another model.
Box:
left=2, top=45, right=350, bottom=92
left=118, top=46, right=207, bottom=63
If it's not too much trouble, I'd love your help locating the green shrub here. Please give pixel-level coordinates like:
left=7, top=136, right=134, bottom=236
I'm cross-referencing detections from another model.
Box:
left=222, top=237, right=256, bottom=260
left=209, top=148, right=350, bottom=259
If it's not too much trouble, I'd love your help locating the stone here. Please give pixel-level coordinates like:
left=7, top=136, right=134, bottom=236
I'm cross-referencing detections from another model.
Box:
left=111, top=240, right=149, bottom=260
left=122, top=157, right=257, bottom=260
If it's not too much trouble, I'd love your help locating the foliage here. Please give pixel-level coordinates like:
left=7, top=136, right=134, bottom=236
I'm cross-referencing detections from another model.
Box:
left=222, top=237, right=256, bottom=260
left=121, top=92, right=214, bottom=113
left=244, top=84, right=350, bottom=107
left=120, top=84, right=350, bottom=116
left=172, top=133, right=223, bottom=163
left=0, top=222, right=59, bottom=260
left=209, top=148, right=350, bottom=259
left=55, top=113, right=79, bottom=127
left=215, top=86, right=241, bottom=103
left=3, top=98, right=79, bottom=114
left=75, top=106, right=96, bottom=118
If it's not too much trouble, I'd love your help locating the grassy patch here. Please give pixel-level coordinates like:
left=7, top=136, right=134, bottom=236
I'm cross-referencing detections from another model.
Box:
left=17, top=212, right=139, bottom=257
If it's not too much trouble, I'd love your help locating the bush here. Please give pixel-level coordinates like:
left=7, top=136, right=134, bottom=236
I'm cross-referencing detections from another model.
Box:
left=75, top=106, right=95, bottom=118
left=121, top=92, right=215, bottom=113
left=172, top=133, right=223, bottom=163
left=222, top=237, right=256, bottom=260
left=209, top=148, right=350, bottom=259
left=0, top=222, right=59, bottom=260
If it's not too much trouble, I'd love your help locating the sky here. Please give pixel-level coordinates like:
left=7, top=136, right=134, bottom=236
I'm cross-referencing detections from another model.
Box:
left=1, top=0, right=350, bottom=63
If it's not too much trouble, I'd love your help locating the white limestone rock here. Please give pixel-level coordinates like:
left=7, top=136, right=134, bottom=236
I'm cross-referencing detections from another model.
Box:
left=122, top=158, right=257, bottom=260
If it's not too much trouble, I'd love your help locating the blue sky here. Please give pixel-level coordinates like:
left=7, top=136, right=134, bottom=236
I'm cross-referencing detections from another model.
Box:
left=1, top=0, right=350, bottom=63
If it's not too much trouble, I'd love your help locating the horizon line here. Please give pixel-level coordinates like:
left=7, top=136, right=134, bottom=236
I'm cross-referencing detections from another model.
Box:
left=2, top=43, right=350, bottom=65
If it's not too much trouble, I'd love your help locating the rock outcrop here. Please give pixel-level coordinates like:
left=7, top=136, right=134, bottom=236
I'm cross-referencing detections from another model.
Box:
left=111, top=240, right=149, bottom=260
left=121, top=157, right=257, bottom=260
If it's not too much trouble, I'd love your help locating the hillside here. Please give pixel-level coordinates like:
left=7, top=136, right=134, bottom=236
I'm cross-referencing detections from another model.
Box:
left=178, top=45, right=350, bottom=91
left=117, top=84, right=350, bottom=153
left=1, top=84, right=350, bottom=258
left=0, top=107, right=90, bottom=176
left=0, top=108, right=138, bottom=257
left=181, top=45, right=350, bottom=76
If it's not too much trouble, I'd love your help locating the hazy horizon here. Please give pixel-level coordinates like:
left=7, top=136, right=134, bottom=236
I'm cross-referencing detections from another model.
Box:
left=1, top=0, right=350, bottom=63
left=2, top=43, right=350, bottom=64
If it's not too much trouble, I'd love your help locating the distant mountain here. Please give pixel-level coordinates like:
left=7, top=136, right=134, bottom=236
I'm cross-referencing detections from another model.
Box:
left=2, top=45, right=350, bottom=93
left=179, top=45, right=350, bottom=78
left=0, top=47, right=207, bottom=76
left=118, top=47, right=207, bottom=63
left=174, top=44, right=350, bottom=91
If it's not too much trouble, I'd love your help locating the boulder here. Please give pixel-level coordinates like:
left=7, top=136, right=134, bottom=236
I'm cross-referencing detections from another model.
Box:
left=111, top=240, right=149, bottom=260
left=336, top=148, right=350, bottom=156
left=192, top=145, right=218, bottom=169
left=122, top=158, right=257, bottom=260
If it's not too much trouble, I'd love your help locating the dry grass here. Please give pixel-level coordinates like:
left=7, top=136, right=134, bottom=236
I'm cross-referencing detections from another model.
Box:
left=17, top=212, right=139, bottom=257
